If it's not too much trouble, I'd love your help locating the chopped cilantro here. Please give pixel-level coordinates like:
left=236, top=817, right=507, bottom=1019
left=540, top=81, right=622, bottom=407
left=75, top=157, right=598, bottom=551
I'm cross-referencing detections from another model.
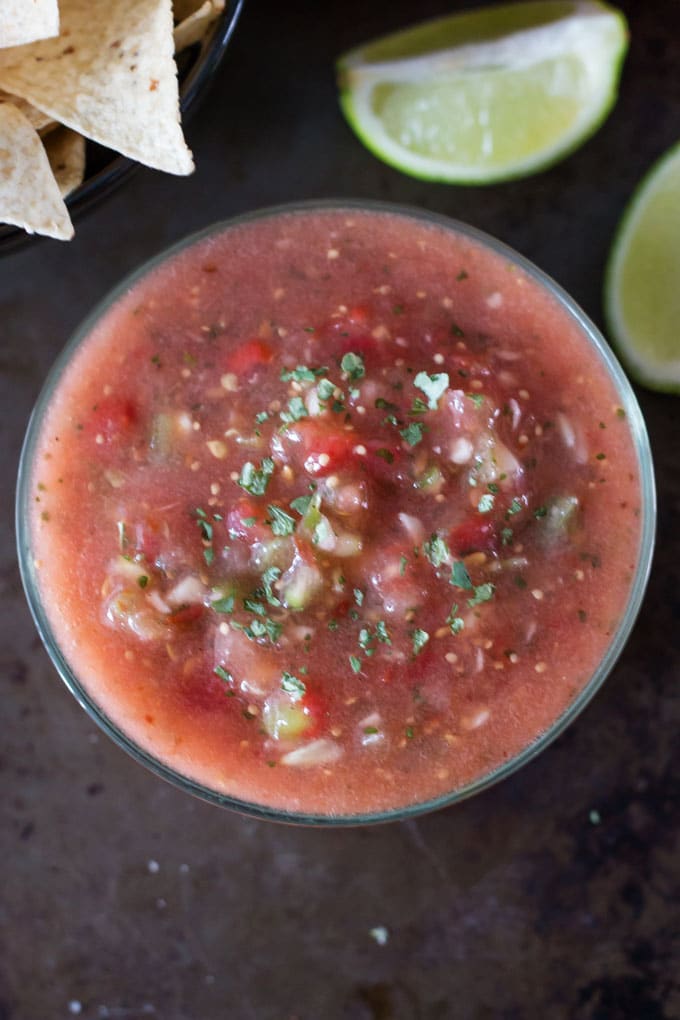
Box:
left=232, top=617, right=282, bottom=643
left=214, top=665, right=233, bottom=684
left=501, top=527, right=513, bottom=546
left=312, top=515, right=334, bottom=547
left=423, top=533, right=450, bottom=568
left=267, top=504, right=296, bottom=536
left=533, top=505, right=548, bottom=519
left=616, top=407, right=626, bottom=419
left=290, top=494, right=312, bottom=515
left=410, top=396, right=429, bottom=415
left=243, top=598, right=266, bottom=616
left=280, top=396, right=309, bottom=424
left=412, top=629, right=430, bottom=656
left=375, top=448, right=394, bottom=463
left=281, top=671, right=306, bottom=701
left=341, top=352, right=365, bottom=380
left=450, top=322, right=465, bottom=337
left=363, top=726, right=379, bottom=735
left=259, top=566, right=282, bottom=607
left=137, top=575, right=148, bottom=589
left=595, top=452, right=606, bottom=461
left=375, top=620, right=392, bottom=645
left=203, top=547, right=215, bottom=566
left=211, top=593, right=235, bottom=614
left=241, top=516, right=256, bottom=527
left=317, top=378, right=336, bottom=402
left=353, top=588, right=364, bottom=607
left=375, top=397, right=398, bottom=413
left=195, top=511, right=213, bottom=542
left=506, top=497, right=523, bottom=517
left=514, top=576, right=527, bottom=589
left=414, top=371, right=449, bottom=410
left=400, top=421, right=425, bottom=446
left=328, top=619, right=339, bottom=631
left=467, top=393, right=484, bottom=409
left=467, top=583, right=495, bottom=607
left=477, top=493, right=494, bottom=514
left=399, top=554, right=408, bottom=576
left=358, top=627, right=373, bottom=654
left=456, top=270, right=469, bottom=281
left=451, top=560, right=473, bottom=590
left=405, top=726, right=415, bottom=739
left=238, top=457, right=274, bottom=496
left=280, top=365, right=327, bottom=382
left=254, top=411, right=269, bottom=425
left=349, top=654, right=361, bottom=674
left=446, top=603, right=464, bottom=634
left=578, top=609, right=588, bottom=623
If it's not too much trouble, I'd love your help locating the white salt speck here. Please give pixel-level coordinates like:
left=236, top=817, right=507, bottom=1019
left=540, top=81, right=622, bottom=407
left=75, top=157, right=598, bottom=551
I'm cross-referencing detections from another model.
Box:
left=147, top=859, right=160, bottom=874
left=68, top=1002, right=82, bottom=1016
left=370, top=926, right=389, bottom=946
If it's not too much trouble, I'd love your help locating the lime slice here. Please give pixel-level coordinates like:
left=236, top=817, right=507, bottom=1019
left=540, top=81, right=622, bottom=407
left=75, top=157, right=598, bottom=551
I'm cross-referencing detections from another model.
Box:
left=337, top=1, right=628, bottom=184
left=605, top=142, right=680, bottom=392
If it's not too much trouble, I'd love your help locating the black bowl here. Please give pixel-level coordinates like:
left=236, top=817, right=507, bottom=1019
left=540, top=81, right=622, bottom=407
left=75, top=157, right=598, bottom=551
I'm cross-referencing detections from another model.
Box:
left=0, top=0, right=244, bottom=255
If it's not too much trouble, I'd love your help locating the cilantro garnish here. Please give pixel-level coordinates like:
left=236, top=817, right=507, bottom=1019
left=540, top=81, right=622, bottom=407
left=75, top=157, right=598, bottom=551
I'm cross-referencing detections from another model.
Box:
left=375, top=397, right=398, bottom=413
left=363, top=726, right=379, bottom=735
left=410, top=397, right=429, bottom=415
left=399, top=555, right=408, bottom=576
left=450, top=322, right=465, bottom=337
left=477, top=493, right=494, bottom=514
left=501, top=527, right=513, bottom=546
left=341, top=352, right=365, bottom=380
left=254, top=411, right=269, bottom=425
left=533, top=505, right=548, bottom=519
left=203, top=547, right=215, bottom=566
left=349, top=654, right=361, bottom=674
left=211, top=593, right=235, bottom=614
left=450, top=561, right=473, bottom=590
left=411, top=629, right=430, bottom=656
left=232, top=617, right=282, bottom=643
left=423, top=533, right=450, bottom=568
left=194, top=510, right=213, bottom=542
left=446, top=603, right=464, bottom=634
left=400, top=422, right=425, bottom=446
left=280, top=365, right=327, bottom=383
left=137, top=575, right=148, bottom=589
left=375, top=620, right=391, bottom=645
left=267, top=504, right=296, bottom=536
left=414, top=371, right=449, bottom=410
left=375, top=448, right=394, bottom=462
left=238, top=457, right=274, bottom=496
left=281, top=672, right=306, bottom=701
left=506, top=497, right=523, bottom=517
left=243, top=598, right=266, bottom=616
left=258, top=566, right=281, bottom=607
left=468, top=583, right=495, bottom=607
left=214, top=665, right=233, bottom=684
left=467, top=393, right=484, bottom=409
left=280, top=396, right=309, bottom=424
left=290, top=494, right=312, bottom=516
left=317, top=378, right=336, bottom=402
left=353, top=588, right=364, bottom=607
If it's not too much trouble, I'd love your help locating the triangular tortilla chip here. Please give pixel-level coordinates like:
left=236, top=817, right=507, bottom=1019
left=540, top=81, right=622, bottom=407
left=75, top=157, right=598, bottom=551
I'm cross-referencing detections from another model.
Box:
left=174, top=0, right=224, bottom=51
left=44, top=126, right=86, bottom=198
left=0, top=90, right=54, bottom=131
left=0, top=0, right=59, bottom=49
left=0, top=0, right=193, bottom=175
left=0, top=103, right=73, bottom=239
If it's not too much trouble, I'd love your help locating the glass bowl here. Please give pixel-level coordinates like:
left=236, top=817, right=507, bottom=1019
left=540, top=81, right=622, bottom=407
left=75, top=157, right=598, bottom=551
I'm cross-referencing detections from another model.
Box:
left=0, top=0, right=244, bottom=255
left=16, top=200, right=656, bottom=825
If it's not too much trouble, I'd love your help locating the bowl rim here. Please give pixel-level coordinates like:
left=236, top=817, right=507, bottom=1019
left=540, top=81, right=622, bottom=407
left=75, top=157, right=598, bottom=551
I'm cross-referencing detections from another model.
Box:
left=0, top=0, right=245, bottom=254
left=16, top=198, right=657, bottom=826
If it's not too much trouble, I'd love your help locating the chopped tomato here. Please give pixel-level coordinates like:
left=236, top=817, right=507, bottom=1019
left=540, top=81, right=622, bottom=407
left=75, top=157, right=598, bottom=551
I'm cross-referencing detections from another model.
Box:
left=227, top=499, right=268, bottom=541
left=169, top=604, right=206, bottom=627
left=225, top=339, right=273, bottom=378
left=88, top=397, right=137, bottom=443
left=450, top=516, right=497, bottom=556
left=284, top=421, right=357, bottom=475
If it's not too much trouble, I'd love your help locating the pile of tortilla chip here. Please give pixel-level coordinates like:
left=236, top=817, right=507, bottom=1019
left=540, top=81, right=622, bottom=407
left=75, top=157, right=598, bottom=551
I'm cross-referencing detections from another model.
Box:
left=0, top=0, right=226, bottom=241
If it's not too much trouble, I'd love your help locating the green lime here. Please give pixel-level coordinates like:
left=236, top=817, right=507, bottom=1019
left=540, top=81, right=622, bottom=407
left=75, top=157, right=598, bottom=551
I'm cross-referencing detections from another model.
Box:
left=337, top=1, right=628, bottom=184
left=605, top=141, right=680, bottom=392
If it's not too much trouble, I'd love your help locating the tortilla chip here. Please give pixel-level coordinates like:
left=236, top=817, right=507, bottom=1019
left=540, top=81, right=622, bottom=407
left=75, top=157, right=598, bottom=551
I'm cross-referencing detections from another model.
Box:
left=0, top=0, right=59, bottom=49
left=0, top=89, right=53, bottom=131
left=0, top=103, right=72, bottom=239
left=172, top=0, right=212, bottom=22
left=44, top=126, right=86, bottom=198
left=0, top=0, right=193, bottom=176
left=174, top=0, right=224, bottom=51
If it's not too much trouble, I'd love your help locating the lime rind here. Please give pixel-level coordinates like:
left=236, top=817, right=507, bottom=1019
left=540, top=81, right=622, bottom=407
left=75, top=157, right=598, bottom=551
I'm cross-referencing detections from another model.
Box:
left=604, top=140, right=680, bottom=393
left=337, top=1, right=628, bottom=185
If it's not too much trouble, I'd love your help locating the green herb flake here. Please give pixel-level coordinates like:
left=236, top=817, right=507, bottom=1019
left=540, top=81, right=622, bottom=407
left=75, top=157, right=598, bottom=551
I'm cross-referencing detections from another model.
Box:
left=328, top=619, right=339, bottom=632
left=353, top=588, right=364, bottom=607
left=375, top=448, right=395, bottom=463
left=578, top=609, right=588, bottom=623
left=290, top=494, right=312, bottom=516
left=203, top=547, right=215, bottom=566
left=349, top=654, right=362, bottom=674
left=506, top=497, right=523, bottom=518
left=341, top=352, right=365, bottom=380
left=375, top=620, right=392, bottom=645
left=280, top=365, right=327, bottom=383
left=477, top=493, right=494, bottom=514
left=456, top=270, right=469, bottom=281
left=238, top=457, right=275, bottom=496
left=399, top=555, right=408, bottom=576
left=467, top=393, right=484, bottom=409
left=211, top=593, right=235, bottom=614
left=317, top=378, right=336, bottom=402
left=214, top=665, right=233, bottom=684
left=137, top=575, right=149, bottom=589
left=616, top=407, right=626, bottom=419
left=467, top=583, right=495, bottom=607
left=363, top=726, right=379, bottom=735
left=414, top=371, right=449, bottom=410
left=254, top=411, right=269, bottom=425
left=266, top=504, right=296, bottom=536
left=150, top=353, right=161, bottom=367
left=514, top=576, right=528, bottom=589
left=446, top=603, right=464, bottom=634
left=595, top=452, right=606, bottom=461
left=423, top=533, right=450, bottom=568
left=400, top=421, right=425, bottom=446
left=281, top=671, right=306, bottom=701
left=450, top=322, right=465, bottom=337
left=375, top=397, right=398, bottom=413
left=280, top=396, right=309, bottom=424
left=410, top=396, right=429, bottom=415
left=405, top=726, right=415, bottom=739
left=501, top=527, right=513, bottom=546
left=412, top=628, right=430, bottom=656
left=259, top=566, right=282, bottom=607
left=451, top=560, right=473, bottom=591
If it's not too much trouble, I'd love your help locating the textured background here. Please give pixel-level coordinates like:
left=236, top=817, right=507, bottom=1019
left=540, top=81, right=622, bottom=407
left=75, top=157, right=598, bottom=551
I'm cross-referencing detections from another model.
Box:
left=1, top=1, right=679, bottom=1018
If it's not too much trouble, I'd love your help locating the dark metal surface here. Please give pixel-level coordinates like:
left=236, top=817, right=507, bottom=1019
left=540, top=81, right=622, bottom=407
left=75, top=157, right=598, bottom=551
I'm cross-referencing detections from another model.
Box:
left=1, top=2, right=678, bottom=1017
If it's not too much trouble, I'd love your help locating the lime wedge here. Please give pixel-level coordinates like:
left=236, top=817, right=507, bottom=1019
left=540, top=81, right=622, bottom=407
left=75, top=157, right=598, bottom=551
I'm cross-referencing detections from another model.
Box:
left=605, top=142, right=680, bottom=392
left=337, top=1, right=628, bottom=184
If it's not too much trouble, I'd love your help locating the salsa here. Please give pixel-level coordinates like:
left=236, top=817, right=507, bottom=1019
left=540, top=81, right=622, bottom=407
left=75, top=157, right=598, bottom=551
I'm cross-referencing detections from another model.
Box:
left=27, top=207, right=643, bottom=816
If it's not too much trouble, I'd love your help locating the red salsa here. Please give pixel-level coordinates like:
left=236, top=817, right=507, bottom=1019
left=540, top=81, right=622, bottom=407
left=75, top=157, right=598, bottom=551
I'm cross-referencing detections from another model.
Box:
left=29, top=208, right=642, bottom=815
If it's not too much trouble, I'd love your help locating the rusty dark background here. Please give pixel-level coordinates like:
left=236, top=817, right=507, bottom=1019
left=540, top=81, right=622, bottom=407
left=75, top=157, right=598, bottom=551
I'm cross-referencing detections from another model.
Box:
left=1, top=1, right=679, bottom=1018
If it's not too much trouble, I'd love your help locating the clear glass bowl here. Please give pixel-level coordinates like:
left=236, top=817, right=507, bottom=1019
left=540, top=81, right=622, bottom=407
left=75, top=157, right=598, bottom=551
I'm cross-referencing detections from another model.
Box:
left=16, top=200, right=657, bottom=825
left=0, top=0, right=244, bottom=255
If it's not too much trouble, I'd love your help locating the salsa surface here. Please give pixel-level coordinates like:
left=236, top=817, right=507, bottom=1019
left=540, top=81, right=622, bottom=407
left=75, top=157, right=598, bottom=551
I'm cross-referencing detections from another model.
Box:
left=29, top=208, right=642, bottom=816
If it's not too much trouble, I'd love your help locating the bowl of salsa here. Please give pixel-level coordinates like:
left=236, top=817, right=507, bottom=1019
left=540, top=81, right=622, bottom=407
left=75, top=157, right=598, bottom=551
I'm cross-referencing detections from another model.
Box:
left=16, top=201, right=655, bottom=824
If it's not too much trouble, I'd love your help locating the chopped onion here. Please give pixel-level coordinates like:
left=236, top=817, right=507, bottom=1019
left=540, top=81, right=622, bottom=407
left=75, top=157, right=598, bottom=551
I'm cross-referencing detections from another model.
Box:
left=280, top=739, right=343, bottom=767
left=168, top=575, right=206, bottom=606
left=398, top=512, right=425, bottom=544
left=450, top=437, right=473, bottom=464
